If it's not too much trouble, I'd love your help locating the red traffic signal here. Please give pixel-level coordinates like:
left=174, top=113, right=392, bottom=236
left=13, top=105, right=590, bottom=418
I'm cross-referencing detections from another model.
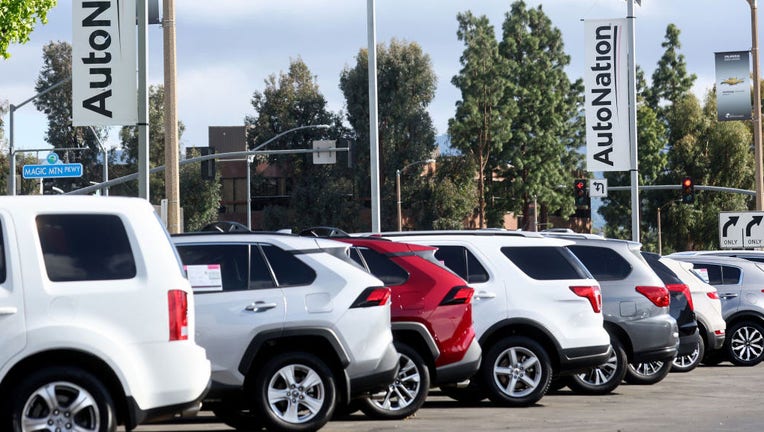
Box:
left=681, top=177, right=694, bottom=204
left=574, top=179, right=587, bottom=206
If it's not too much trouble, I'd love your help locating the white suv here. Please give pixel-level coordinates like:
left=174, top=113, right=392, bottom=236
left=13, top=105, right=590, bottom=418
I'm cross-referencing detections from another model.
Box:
left=379, top=231, right=610, bottom=406
left=0, top=196, right=211, bottom=432
left=172, top=232, right=399, bottom=432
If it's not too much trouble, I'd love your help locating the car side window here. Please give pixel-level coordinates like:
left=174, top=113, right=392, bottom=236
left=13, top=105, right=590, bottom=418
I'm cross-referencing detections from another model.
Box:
left=721, top=265, right=742, bottom=284
left=502, top=246, right=590, bottom=280
left=567, top=245, right=631, bottom=281
left=0, top=220, right=5, bottom=284
left=249, top=246, right=276, bottom=290
left=356, top=247, right=409, bottom=286
left=37, top=214, right=136, bottom=282
left=260, top=244, right=316, bottom=287
left=176, top=244, right=250, bottom=292
left=433, top=245, right=489, bottom=284
left=693, top=264, right=723, bottom=285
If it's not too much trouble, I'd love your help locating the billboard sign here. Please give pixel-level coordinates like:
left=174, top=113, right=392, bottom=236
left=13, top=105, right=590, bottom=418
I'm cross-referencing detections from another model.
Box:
left=715, top=51, right=752, bottom=121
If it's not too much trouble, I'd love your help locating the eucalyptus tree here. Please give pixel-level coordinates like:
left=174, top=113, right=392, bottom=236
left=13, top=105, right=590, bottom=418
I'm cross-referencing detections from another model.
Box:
left=33, top=41, right=108, bottom=191
left=247, top=58, right=357, bottom=231
left=449, top=11, right=512, bottom=228
left=340, top=40, right=438, bottom=230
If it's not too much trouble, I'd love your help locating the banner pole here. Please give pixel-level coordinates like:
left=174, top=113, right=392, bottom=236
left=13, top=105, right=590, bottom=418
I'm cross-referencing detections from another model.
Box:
left=627, top=0, right=640, bottom=242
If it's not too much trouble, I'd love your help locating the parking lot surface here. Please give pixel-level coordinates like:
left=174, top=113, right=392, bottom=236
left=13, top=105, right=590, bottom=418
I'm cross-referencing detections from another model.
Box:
left=129, top=363, right=761, bottom=432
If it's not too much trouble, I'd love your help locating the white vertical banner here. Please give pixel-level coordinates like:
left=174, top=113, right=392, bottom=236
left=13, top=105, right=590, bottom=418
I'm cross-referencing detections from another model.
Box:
left=72, top=0, right=137, bottom=126
left=584, top=19, right=632, bottom=172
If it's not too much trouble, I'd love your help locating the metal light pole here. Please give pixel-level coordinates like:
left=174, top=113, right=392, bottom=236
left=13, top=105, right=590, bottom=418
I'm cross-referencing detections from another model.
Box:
left=7, top=77, right=71, bottom=195
left=396, top=159, right=435, bottom=231
left=748, top=0, right=764, bottom=211
left=367, top=0, right=381, bottom=233
left=627, top=0, right=641, bottom=242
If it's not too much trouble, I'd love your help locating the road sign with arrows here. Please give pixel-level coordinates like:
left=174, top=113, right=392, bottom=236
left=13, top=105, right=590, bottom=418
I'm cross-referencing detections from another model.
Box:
left=719, top=212, right=764, bottom=249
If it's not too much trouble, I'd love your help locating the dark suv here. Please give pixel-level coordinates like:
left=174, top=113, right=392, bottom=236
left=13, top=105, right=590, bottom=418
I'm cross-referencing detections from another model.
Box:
left=305, top=233, right=481, bottom=419
left=641, top=252, right=699, bottom=371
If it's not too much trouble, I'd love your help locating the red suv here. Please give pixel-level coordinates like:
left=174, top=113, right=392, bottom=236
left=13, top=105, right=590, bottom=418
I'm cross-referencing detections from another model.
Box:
left=302, top=230, right=481, bottom=419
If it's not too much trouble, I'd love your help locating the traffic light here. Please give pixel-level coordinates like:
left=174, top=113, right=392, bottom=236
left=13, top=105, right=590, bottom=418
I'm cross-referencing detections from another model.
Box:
left=681, top=177, right=694, bottom=204
left=574, top=179, right=587, bottom=207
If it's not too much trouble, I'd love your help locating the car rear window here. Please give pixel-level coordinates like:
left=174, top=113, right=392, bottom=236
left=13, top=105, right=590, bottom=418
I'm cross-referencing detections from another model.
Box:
left=432, top=245, right=489, bottom=284
left=501, top=246, right=591, bottom=280
left=642, top=253, right=682, bottom=285
left=349, top=247, right=409, bottom=286
left=37, top=214, right=136, bottom=282
left=567, top=245, right=632, bottom=281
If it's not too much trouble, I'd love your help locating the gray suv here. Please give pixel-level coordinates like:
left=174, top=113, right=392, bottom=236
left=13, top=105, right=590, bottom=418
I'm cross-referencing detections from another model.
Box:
left=667, top=254, right=764, bottom=366
left=541, top=233, right=679, bottom=394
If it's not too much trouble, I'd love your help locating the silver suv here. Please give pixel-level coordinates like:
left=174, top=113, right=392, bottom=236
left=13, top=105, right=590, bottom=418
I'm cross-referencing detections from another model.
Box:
left=172, top=232, right=398, bottom=431
left=379, top=230, right=610, bottom=407
left=541, top=233, right=679, bottom=393
left=667, top=254, right=764, bottom=366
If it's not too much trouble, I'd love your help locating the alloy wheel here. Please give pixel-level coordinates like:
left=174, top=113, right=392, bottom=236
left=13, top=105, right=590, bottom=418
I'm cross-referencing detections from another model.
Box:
left=22, top=381, right=100, bottom=432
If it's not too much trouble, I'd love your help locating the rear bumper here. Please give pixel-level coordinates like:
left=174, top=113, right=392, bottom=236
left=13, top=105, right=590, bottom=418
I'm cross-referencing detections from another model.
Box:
left=677, top=329, right=700, bottom=356
left=349, top=343, right=399, bottom=397
left=433, top=338, right=481, bottom=386
left=558, top=344, right=612, bottom=375
left=632, top=345, right=678, bottom=363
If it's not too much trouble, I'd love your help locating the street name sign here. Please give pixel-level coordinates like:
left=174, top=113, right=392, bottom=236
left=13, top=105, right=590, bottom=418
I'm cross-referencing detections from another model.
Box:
left=22, top=163, right=83, bottom=179
left=719, top=211, right=764, bottom=249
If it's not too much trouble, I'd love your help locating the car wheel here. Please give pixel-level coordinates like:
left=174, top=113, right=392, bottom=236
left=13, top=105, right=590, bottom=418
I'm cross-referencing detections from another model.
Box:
left=480, top=336, right=552, bottom=407
left=672, top=334, right=705, bottom=373
left=360, top=343, right=430, bottom=420
left=726, top=321, right=764, bottom=366
left=439, top=379, right=486, bottom=404
left=625, top=360, right=672, bottom=385
left=253, top=352, right=336, bottom=432
left=11, top=366, right=116, bottom=432
left=567, top=336, right=627, bottom=395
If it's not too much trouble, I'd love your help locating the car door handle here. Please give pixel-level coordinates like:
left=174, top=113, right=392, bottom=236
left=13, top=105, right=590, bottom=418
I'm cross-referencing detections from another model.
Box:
left=719, top=293, right=738, bottom=300
left=245, top=301, right=278, bottom=312
left=474, top=291, right=496, bottom=300
left=0, top=306, right=18, bottom=315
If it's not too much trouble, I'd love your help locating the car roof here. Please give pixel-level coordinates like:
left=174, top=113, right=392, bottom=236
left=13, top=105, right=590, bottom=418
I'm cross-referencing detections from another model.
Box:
left=371, top=230, right=574, bottom=247
left=172, top=231, right=349, bottom=251
left=364, top=229, right=547, bottom=239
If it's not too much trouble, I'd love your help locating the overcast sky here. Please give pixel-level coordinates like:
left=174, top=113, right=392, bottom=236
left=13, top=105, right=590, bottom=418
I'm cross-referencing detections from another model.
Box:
left=0, top=0, right=753, bottom=154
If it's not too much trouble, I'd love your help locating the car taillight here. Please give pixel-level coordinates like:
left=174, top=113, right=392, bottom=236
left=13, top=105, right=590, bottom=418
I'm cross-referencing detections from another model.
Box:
left=707, top=291, right=720, bottom=300
left=350, top=287, right=391, bottom=308
left=570, top=285, right=602, bottom=313
left=440, top=286, right=474, bottom=306
left=168, top=290, right=189, bottom=341
left=666, top=283, right=694, bottom=311
left=636, top=285, right=670, bottom=308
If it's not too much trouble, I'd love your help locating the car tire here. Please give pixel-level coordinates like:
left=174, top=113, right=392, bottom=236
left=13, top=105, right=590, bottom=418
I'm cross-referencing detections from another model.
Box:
left=625, top=360, right=672, bottom=385
left=548, top=376, right=572, bottom=393
left=725, top=321, right=764, bottom=366
left=439, top=379, right=486, bottom=405
left=11, top=366, right=116, bottom=432
left=359, top=343, right=430, bottom=420
left=567, top=336, right=627, bottom=395
left=253, top=352, right=336, bottom=432
left=672, top=334, right=705, bottom=373
left=480, top=336, right=552, bottom=407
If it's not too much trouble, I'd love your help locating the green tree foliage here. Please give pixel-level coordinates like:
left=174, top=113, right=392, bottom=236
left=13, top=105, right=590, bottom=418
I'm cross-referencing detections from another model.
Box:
left=246, top=58, right=357, bottom=231
left=119, top=85, right=184, bottom=200
left=33, top=41, right=108, bottom=191
left=599, top=104, right=668, bottom=242
left=118, top=85, right=220, bottom=230
left=498, top=1, right=582, bottom=230
left=340, top=40, right=438, bottom=230
left=449, top=12, right=511, bottom=228
left=0, top=0, right=57, bottom=59
left=645, top=24, right=697, bottom=119
left=408, top=156, right=477, bottom=230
